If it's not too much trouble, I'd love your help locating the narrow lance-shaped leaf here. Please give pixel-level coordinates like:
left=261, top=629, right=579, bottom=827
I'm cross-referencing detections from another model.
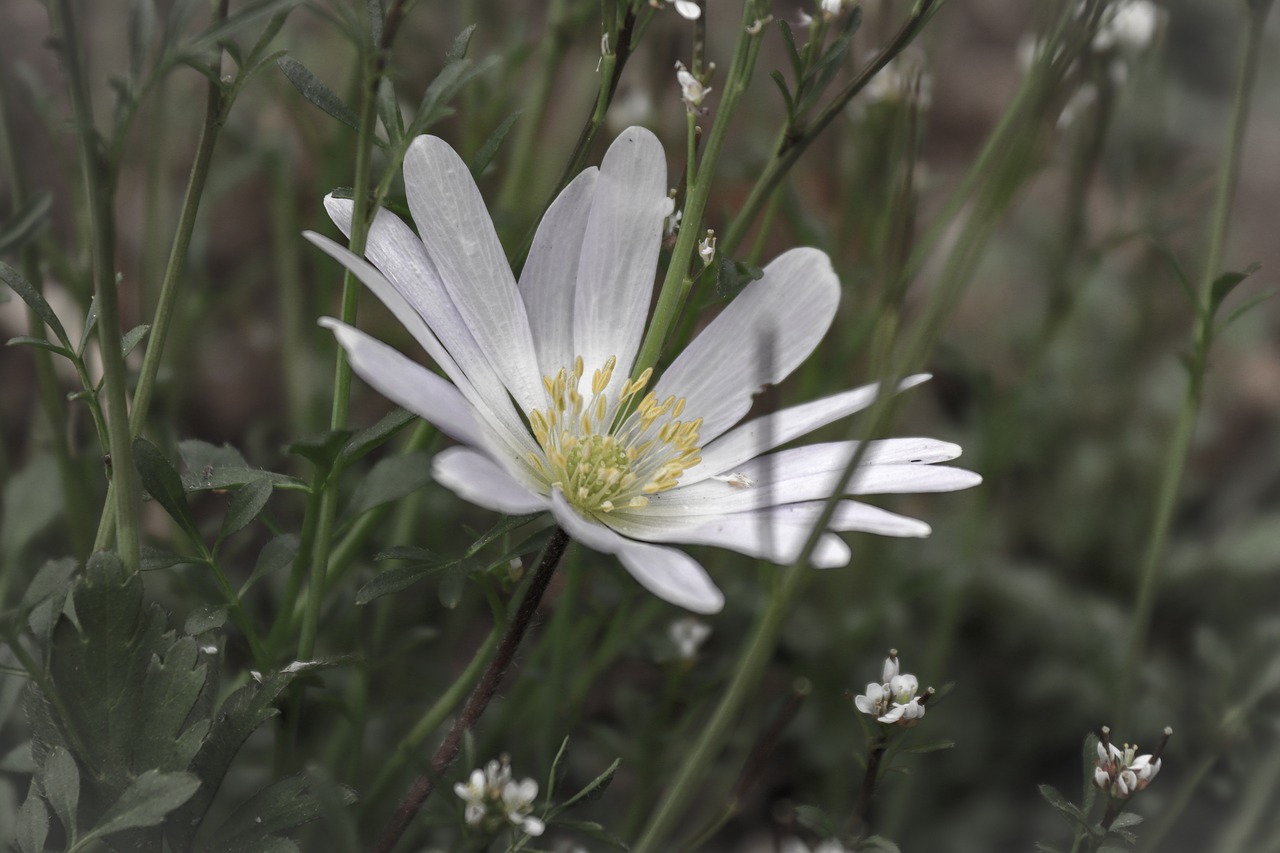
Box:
left=277, top=56, right=360, bottom=130
left=0, top=260, right=73, bottom=351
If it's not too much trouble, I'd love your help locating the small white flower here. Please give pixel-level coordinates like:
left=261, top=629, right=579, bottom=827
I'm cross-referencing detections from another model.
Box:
left=820, top=0, right=843, bottom=18
left=669, top=616, right=712, bottom=659
left=1093, top=0, right=1163, bottom=52
left=698, top=231, right=716, bottom=266
left=853, top=650, right=930, bottom=725
left=315, top=128, right=980, bottom=614
left=1093, top=727, right=1169, bottom=799
left=454, top=758, right=545, bottom=836
left=675, top=61, right=711, bottom=112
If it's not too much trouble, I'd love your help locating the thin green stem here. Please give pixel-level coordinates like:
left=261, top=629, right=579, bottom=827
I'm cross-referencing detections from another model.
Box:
left=631, top=0, right=770, bottom=380
left=51, top=0, right=140, bottom=572
left=1118, top=0, right=1273, bottom=723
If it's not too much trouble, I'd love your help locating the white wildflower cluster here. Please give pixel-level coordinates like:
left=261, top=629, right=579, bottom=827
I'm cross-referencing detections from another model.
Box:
left=454, top=757, right=545, bottom=838
left=1093, top=726, right=1171, bottom=799
left=853, top=649, right=932, bottom=726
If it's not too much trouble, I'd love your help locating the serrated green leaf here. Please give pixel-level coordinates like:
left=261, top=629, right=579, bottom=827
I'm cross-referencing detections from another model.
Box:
left=470, top=111, right=520, bottom=178
left=339, top=407, right=415, bottom=465
left=39, top=745, right=79, bottom=843
left=219, top=479, right=274, bottom=543
left=240, top=534, right=300, bottom=595
left=0, top=261, right=73, bottom=352
left=134, top=437, right=205, bottom=547
left=16, top=784, right=49, bottom=853
left=82, top=769, right=200, bottom=841
left=345, top=450, right=433, bottom=518
left=277, top=56, right=360, bottom=130
left=0, top=192, right=53, bottom=255
left=120, top=323, right=151, bottom=357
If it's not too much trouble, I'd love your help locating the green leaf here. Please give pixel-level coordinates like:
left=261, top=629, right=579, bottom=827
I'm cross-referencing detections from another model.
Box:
left=120, top=323, right=151, bottom=357
left=339, top=407, right=415, bottom=465
left=134, top=437, right=205, bottom=548
left=464, top=513, right=541, bottom=557
left=39, top=745, right=80, bottom=843
left=82, top=769, right=200, bottom=841
left=550, top=819, right=629, bottom=850
left=354, top=558, right=453, bottom=605
left=1038, top=784, right=1089, bottom=825
left=202, top=768, right=356, bottom=850
left=218, top=479, right=274, bottom=543
left=240, top=534, right=300, bottom=595
left=1209, top=262, right=1261, bottom=316
left=1, top=452, right=65, bottom=565
left=769, top=70, right=796, bottom=121
left=345, top=450, right=433, bottom=518
left=792, top=803, right=837, bottom=837
left=1108, top=811, right=1143, bottom=830
left=898, top=737, right=955, bottom=755
left=140, top=545, right=200, bottom=571
left=558, top=758, right=619, bottom=810
left=470, top=111, right=521, bottom=178
left=375, top=76, right=403, bottom=146
left=0, top=191, right=53, bottom=255
left=859, top=837, right=902, bottom=853
left=777, top=19, right=802, bottom=81
left=77, top=297, right=98, bottom=357
left=287, top=430, right=353, bottom=471
left=181, top=439, right=306, bottom=493
left=185, top=605, right=228, bottom=635
left=166, top=671, right=304, bottom=852
left=5, top=335, right=74, bottom=358
left=0, top=260, right=72, bottom=351
left=176, top=0, right=298, bottom=60
left=277, top=56, right=360, bottom=130
left=446, top=23, right=476, bottom=61
left=15, top=783, right=49, bottom=853
left=18, top=556, right=78, bottom=642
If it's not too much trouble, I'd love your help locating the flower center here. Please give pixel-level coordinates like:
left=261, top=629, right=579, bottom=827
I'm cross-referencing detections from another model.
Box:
left=526, top=354, right=702, bottom=515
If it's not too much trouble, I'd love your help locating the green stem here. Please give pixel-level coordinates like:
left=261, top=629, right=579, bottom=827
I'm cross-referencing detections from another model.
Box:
left=51, top=0, right=140, bottom=572
left=1118, top=0, right=1273, bottom=723
left=631, top=0, right=770, bottom=380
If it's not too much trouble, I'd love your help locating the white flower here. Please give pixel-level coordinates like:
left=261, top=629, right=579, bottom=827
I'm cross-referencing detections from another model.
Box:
left=854, top=650, right=930, bottom=725
left=453, top=758, right=544, bottom=837
left=675, top=61, right=711, bottom=112
left=312, top=127, right=981, bottom=613
left=669, top=616, right=712, bottom=659
left=698, top=231, right=716, bottom=266
left=1093, top=727, right=1170, bottom=799
left=782, top=838, right=852, bottom=853
left=1093, top=0, right=1163, bottom=52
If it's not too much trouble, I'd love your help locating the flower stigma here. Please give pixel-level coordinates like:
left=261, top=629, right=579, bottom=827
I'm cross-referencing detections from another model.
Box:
left=527, top=355, right=703, bottom=515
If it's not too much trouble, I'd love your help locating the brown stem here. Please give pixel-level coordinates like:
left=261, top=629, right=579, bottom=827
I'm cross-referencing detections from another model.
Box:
left=370, top=527, right=571, bottom=853
left=850, top=729, right=891, bottom=839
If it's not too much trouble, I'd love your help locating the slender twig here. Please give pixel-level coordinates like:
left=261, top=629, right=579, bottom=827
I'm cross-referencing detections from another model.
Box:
left=371, top=527, right=570, bottom=853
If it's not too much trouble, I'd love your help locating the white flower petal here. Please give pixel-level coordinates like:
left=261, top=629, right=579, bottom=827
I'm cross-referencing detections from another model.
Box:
left=403, top=136, right=543, bottom=413
left=654, top=248, right=841, bottom=443
left=320, top=319, right=481, bottom=447
left=433, top=447, right=549, bottom=515
left=550, top=491, right=724, bottom=613
left=519, top=167, right=598, bottom=379
left=306, top=229, right=540, bottom=473
left=574, top=126, right=670, bottom=396
left=673, top=0, right=701, bottom=19
left=687, top=376, right=931, bottom=483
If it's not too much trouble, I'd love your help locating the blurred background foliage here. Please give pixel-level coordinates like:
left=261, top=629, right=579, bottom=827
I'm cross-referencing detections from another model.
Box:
left=1, top=0, right=1279, bottom=850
